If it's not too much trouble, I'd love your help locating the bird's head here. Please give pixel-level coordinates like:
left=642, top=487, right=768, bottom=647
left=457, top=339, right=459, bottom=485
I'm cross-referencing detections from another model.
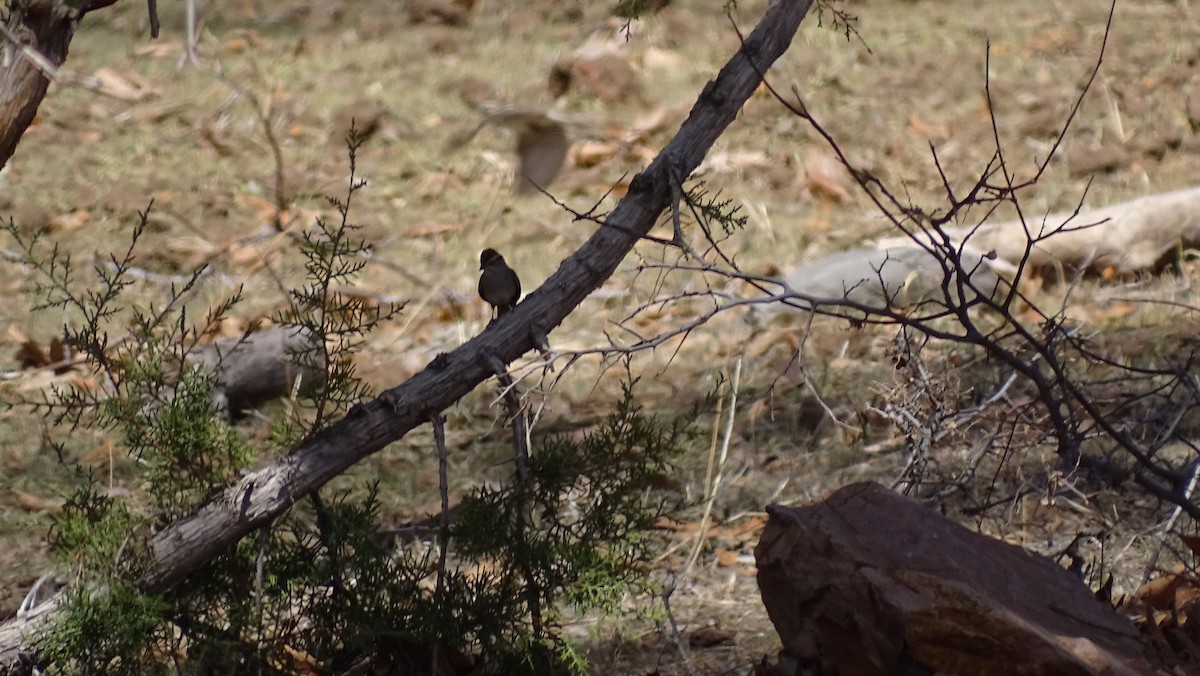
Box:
left=480, top=248, right=504, bottom=269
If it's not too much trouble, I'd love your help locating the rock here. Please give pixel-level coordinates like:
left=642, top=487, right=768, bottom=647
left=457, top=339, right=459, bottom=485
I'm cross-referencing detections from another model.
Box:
left=755, top=482, right=1159, bottom=676
left=1187, top=86, right=1200, bottom=132
left=446, top=76, right=499, bottom=110
left=549, top=53, right=641, bottom=103
left=331, top=98, right=386, bottom=142
left=1142, top=130, right=1182, bottom=160
left=1068, top=145, right=1131, bottom=177
left=406, top=0, right=474, bottom=26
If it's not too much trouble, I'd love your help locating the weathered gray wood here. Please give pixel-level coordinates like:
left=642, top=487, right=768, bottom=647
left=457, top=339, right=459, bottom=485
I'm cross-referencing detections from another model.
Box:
left=878, top=186, right=1200, bottom=275
left=781, top=246, right=1007, bottom=313
left=0, top=0, right=816, bottom=668
left=189, top=326, right=324, bottom=416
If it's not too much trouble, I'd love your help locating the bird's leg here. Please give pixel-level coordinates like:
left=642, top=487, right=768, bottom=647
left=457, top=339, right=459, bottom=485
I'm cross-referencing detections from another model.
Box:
left=669, top=158, right=686, bottom=247
left=530, top=326, right=554, bottom=373
left=480, top=351, right=505, bottom=376
left=666, top=157, right=702, bottom=259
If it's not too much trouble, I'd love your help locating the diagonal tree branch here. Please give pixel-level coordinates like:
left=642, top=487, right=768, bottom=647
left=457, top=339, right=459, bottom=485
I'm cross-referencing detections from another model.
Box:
left=0, top=0, right=816, bottom=667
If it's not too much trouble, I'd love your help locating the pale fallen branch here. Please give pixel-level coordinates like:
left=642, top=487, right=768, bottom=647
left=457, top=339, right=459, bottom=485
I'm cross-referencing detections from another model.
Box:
left=878, top=186, right=1200, bottom=275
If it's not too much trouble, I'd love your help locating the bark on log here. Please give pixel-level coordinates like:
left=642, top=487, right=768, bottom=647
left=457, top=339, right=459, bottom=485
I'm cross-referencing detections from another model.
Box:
left=0, top=0, right=817, bottom=668
left=0, top=0, right=119, bottom=170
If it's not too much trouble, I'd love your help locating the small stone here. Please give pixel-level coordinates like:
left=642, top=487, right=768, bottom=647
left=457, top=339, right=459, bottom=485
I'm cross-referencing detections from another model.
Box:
left=1068, top=145, right=1130, bottom=177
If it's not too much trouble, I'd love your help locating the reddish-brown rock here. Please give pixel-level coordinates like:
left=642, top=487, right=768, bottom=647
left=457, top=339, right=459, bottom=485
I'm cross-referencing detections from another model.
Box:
left=755, top=482, right=1159, bottom=676
left=548, top=53, right=641, bottom=103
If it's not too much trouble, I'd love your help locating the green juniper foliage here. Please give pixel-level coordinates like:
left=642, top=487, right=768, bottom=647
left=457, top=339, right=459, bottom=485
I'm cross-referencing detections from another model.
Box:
left=814, top=0, right=865, bottom=45
left=7, top=129, right=688, bottom=675
left=5, top=206, right=254, bottom=672
left=39, top=579, right=171, bottom=676
left=275, top=125, right=401, bottom=440
left=687, top=181, right=747, bottom=240
left=451, top=378, right=690, bottom=672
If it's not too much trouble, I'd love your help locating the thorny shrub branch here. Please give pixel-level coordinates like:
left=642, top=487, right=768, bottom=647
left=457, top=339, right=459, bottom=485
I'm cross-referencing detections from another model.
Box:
left=532, top=0, right=1200, bottom=521
left=771, top=0, right=1200, bottom=519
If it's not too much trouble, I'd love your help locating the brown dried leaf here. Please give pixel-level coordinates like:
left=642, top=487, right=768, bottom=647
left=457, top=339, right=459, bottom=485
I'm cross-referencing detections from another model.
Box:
left=49, top=210, right=90, bottom=232
left=1179, top=533, right=1200, bottom=558
left=715, top=549, right=740, bottom=568
left=409, top=222, right=467, bottom=237
left=92, top=67, right=158, bottom=102
left=1174, top=584, right=1200, bottom=620
left=17, top=491, right=64, bottom=514
left=131, top=102, right=189, bottom=124
left=133, top=42, right=180, bottom=59
left=198, top=123, right=238, bottom=157
left=48, top=337, right=67, bottom=367
left=804, top=148, right=854, bottom=203
left=907, top=113, right=949, bottom=141
left=77, top=438, right=118, bottom=467
left=570, top=141, right=617, bottom=169
left=688, top=625, right=736, bottom=648
left=1137, top=566, right=1188, bottom=611
left=16, top=340, right=49, bottom=369
left=727, top=516, right=767, bottom=538
left=236, top=194, right=280, bottom=226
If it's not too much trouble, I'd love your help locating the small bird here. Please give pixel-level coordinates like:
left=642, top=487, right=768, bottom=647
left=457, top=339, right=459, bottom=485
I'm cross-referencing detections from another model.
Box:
left=478, top=248, right=521, bottom=319
left=445, top=104, right=569, bottom=194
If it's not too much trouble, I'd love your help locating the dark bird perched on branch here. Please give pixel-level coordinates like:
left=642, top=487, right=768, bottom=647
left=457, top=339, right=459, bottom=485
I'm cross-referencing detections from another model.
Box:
left=478, top=248, right=521, bottom=319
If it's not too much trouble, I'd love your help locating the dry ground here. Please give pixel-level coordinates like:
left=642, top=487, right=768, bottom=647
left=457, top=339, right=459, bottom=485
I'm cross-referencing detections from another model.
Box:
left=2, top=0, right=1200, bottom=672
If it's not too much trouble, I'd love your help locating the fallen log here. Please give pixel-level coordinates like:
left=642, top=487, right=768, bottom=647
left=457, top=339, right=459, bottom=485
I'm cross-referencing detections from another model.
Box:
left=877, top=186, right=1200, bottom=275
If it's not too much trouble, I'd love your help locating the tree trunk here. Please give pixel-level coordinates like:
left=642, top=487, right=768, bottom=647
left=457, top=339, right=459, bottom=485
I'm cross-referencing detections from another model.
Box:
left=0, top=0, right=816, bottom=668
left=0, top=0, right=118, bottom=169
